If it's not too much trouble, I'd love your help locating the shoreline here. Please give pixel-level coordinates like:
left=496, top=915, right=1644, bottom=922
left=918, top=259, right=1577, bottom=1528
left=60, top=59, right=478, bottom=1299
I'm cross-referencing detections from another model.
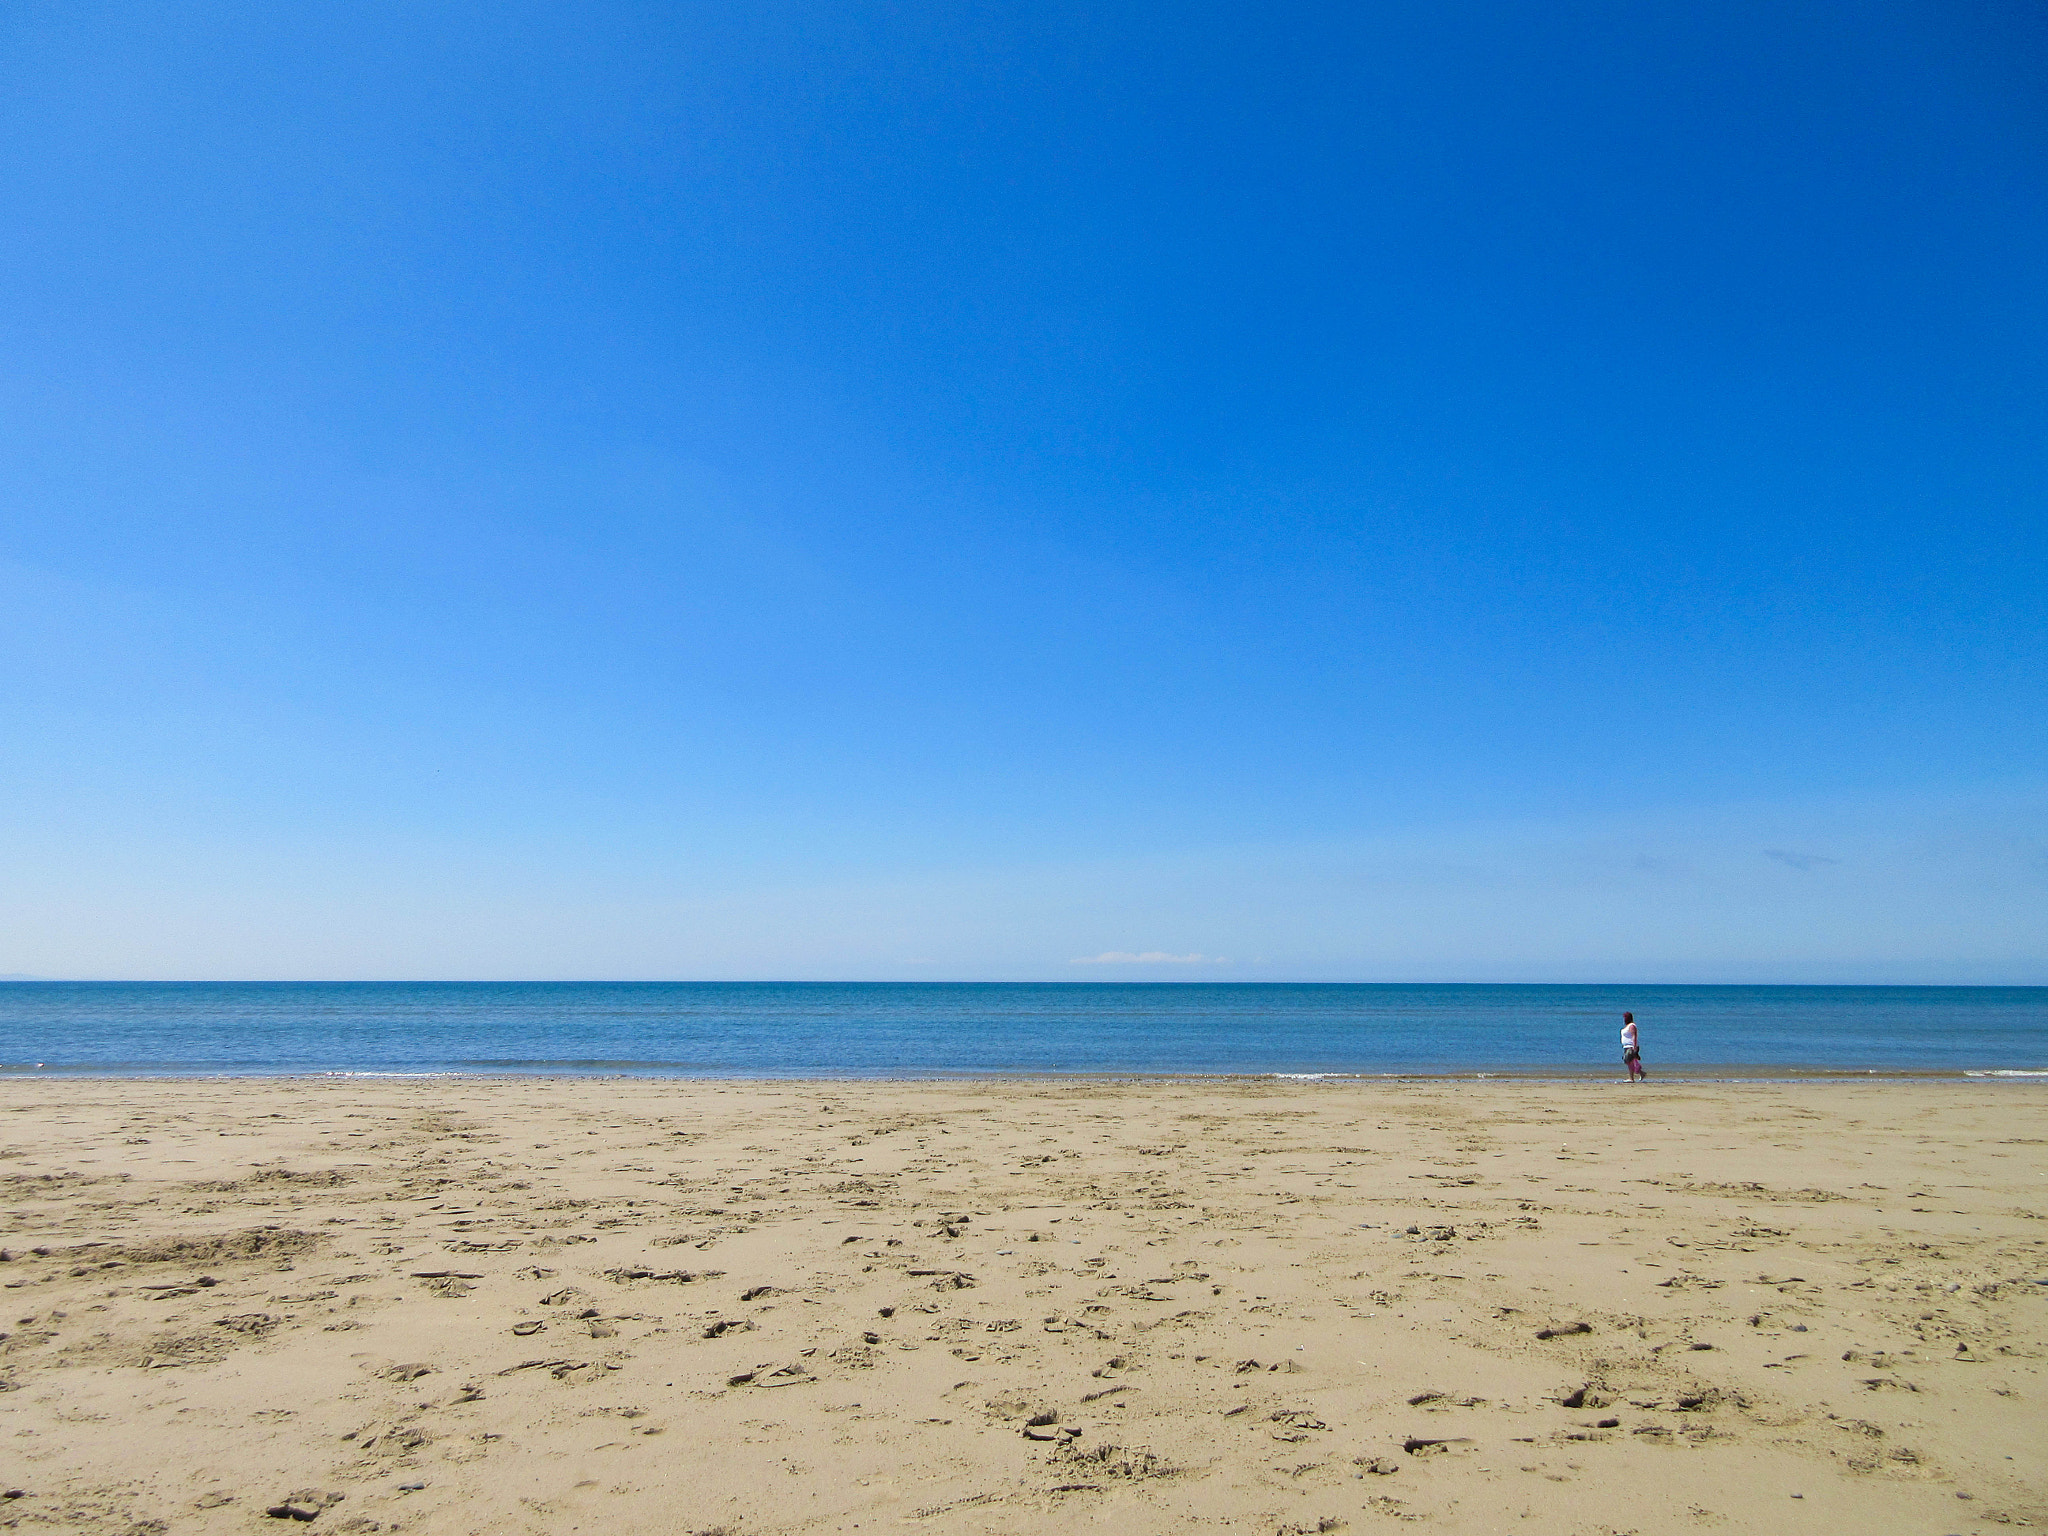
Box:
left=5, top=1063, right=2046, bottom=1081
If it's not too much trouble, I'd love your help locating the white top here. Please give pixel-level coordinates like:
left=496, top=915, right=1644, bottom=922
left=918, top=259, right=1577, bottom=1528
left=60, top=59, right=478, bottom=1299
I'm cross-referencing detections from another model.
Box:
left=1621, top=1022, right=1639, bottom=1049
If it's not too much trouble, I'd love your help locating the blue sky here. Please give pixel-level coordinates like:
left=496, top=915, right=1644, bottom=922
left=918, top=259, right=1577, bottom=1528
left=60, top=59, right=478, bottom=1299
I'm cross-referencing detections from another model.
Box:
left=2, top=1, right=2043, bottom=980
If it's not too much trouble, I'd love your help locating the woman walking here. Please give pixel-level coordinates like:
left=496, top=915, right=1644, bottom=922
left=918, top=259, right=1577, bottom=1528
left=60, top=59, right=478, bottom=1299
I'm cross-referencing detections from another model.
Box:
left=1621, top=1012, right=1645, bottom=1082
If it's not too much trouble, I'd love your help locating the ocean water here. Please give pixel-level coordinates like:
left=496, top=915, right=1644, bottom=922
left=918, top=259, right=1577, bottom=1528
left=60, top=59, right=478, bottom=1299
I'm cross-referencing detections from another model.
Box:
left=0, top=982, right=2043, bottom=1077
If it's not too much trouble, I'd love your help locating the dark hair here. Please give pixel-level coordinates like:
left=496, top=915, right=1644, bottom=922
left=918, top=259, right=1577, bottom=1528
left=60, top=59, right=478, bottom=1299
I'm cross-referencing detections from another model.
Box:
left=1623, top=1012, right=1634, bottom=1022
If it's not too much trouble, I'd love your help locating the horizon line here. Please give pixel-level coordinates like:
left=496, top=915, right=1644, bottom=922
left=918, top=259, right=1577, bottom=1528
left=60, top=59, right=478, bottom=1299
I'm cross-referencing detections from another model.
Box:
left=3, top=977, right=2044, bottom=989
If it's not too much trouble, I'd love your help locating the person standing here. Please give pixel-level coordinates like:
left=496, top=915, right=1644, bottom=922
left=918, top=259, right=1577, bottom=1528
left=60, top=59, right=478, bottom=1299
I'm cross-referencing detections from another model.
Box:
left=1621, top=1012, right=1645, bottom=1081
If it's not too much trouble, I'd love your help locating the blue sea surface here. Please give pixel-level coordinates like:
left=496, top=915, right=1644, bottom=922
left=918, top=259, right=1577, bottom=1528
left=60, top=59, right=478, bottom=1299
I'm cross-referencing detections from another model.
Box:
left=0, top=982, right=2043, bottom=1077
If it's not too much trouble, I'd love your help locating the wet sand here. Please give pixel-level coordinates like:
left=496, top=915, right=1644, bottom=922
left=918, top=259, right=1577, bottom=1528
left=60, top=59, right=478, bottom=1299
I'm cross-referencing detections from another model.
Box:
left=1, top=1076, right=2043, bottom=1534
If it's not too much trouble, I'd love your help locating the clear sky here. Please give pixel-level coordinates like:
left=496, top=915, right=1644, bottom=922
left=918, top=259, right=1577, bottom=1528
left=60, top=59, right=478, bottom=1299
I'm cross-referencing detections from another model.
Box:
left=2, top=1, right=2043, bottom=981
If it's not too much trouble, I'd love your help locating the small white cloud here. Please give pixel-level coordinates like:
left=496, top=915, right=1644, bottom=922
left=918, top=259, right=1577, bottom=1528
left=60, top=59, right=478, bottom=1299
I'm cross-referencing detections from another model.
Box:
left=1071, top=951, right=1227, bottom=965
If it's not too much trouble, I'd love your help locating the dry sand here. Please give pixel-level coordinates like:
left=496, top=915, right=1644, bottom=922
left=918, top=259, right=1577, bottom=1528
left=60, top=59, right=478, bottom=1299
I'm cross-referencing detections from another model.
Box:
left=1, top=1076, right=2043, bottom=1535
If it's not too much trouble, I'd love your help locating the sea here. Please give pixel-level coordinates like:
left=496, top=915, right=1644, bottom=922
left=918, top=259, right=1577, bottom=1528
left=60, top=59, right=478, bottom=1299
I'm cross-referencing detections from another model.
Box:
left=0, top=981, right=2043, bottom=1078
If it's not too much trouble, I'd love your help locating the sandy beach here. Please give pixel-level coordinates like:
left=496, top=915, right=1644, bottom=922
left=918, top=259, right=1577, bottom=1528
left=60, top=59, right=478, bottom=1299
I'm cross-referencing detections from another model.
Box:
left=1, top=1076, right=2042, bottom=1535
